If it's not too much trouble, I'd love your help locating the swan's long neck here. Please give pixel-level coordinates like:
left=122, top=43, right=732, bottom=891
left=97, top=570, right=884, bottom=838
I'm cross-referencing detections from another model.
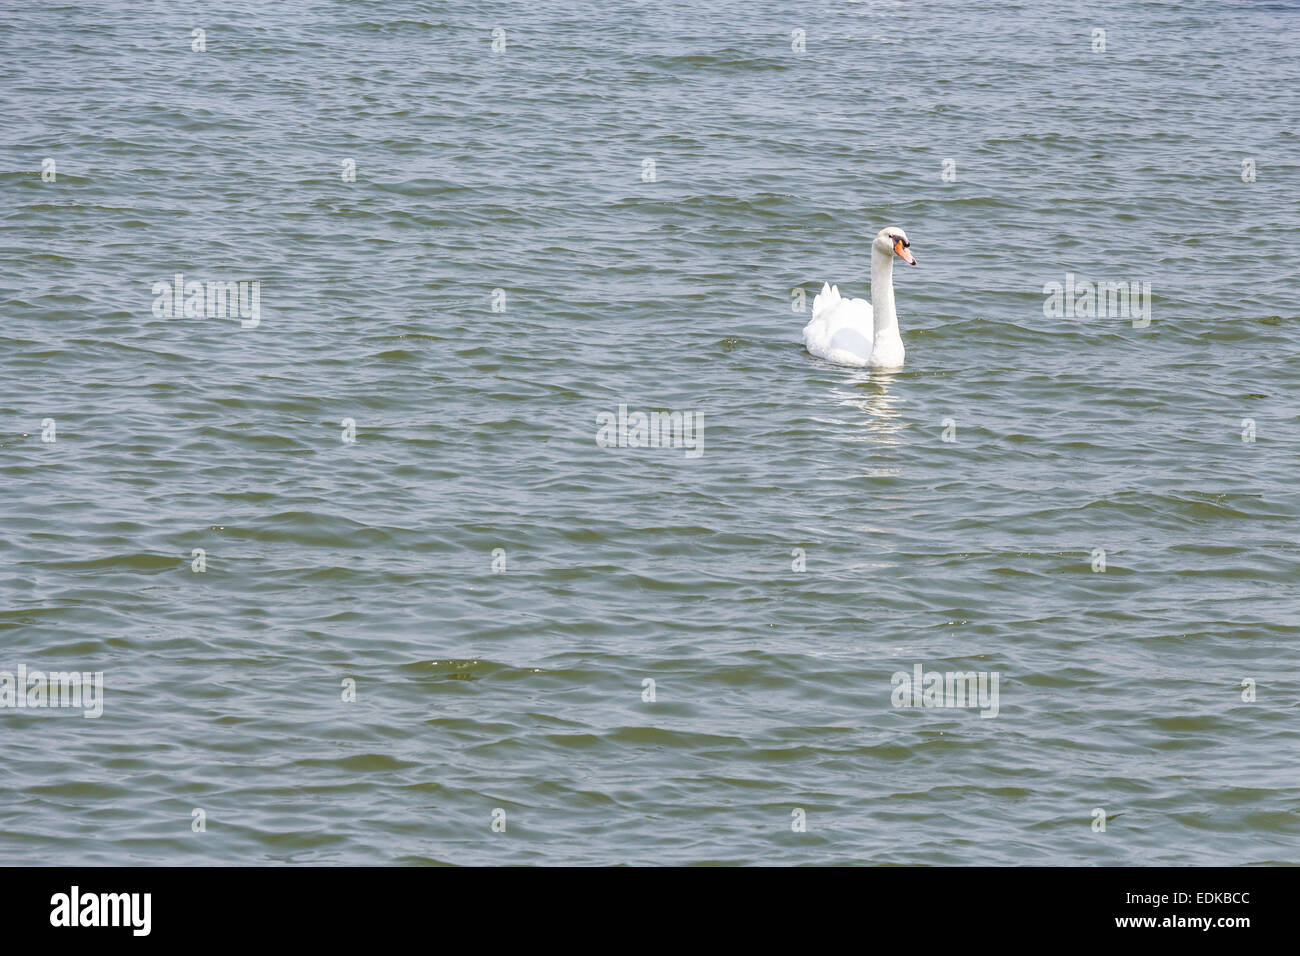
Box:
left=871, top=246, right=898, bottom=338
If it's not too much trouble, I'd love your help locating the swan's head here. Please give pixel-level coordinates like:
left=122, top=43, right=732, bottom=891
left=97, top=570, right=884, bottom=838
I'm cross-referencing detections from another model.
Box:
left=874, top=226, right=916, bottom=266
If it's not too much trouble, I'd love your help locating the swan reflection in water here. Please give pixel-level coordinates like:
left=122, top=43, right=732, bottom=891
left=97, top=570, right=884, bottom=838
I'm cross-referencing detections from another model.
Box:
left=834, top=368, right=907, bottom=450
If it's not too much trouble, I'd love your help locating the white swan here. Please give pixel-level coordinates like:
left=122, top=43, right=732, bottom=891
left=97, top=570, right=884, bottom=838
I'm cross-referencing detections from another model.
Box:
left=802, top=226, right=916, bottom=368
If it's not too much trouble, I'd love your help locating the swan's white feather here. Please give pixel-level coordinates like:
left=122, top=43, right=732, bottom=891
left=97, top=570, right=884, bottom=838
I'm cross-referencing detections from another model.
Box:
left=803, top=282, right=875, bottom=366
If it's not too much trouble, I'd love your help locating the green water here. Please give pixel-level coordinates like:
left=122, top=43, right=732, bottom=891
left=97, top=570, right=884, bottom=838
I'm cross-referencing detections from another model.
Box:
left=1, top=0, right=1298, bottom=864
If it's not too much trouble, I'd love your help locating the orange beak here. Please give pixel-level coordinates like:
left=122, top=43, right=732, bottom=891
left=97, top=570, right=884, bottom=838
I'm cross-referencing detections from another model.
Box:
left=894, top=239, right=917, bottom=266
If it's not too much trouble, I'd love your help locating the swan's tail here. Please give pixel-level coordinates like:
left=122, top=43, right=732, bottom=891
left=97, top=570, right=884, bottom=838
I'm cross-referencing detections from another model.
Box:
left=811, top=282, right=841, bottom=318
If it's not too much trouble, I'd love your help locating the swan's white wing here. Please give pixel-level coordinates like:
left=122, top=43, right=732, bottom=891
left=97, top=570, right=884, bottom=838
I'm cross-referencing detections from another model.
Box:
left=803, top=288, right=874, bottom=366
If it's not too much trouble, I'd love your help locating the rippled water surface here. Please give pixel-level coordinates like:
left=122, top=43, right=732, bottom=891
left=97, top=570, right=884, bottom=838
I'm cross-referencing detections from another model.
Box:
left=2, top=1, right=1299, bottom=865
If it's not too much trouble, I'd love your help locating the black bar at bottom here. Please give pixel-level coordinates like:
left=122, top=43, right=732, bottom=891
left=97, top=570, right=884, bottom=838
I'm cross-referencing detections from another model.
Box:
left=0, top=865, right=1277, bottom=941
